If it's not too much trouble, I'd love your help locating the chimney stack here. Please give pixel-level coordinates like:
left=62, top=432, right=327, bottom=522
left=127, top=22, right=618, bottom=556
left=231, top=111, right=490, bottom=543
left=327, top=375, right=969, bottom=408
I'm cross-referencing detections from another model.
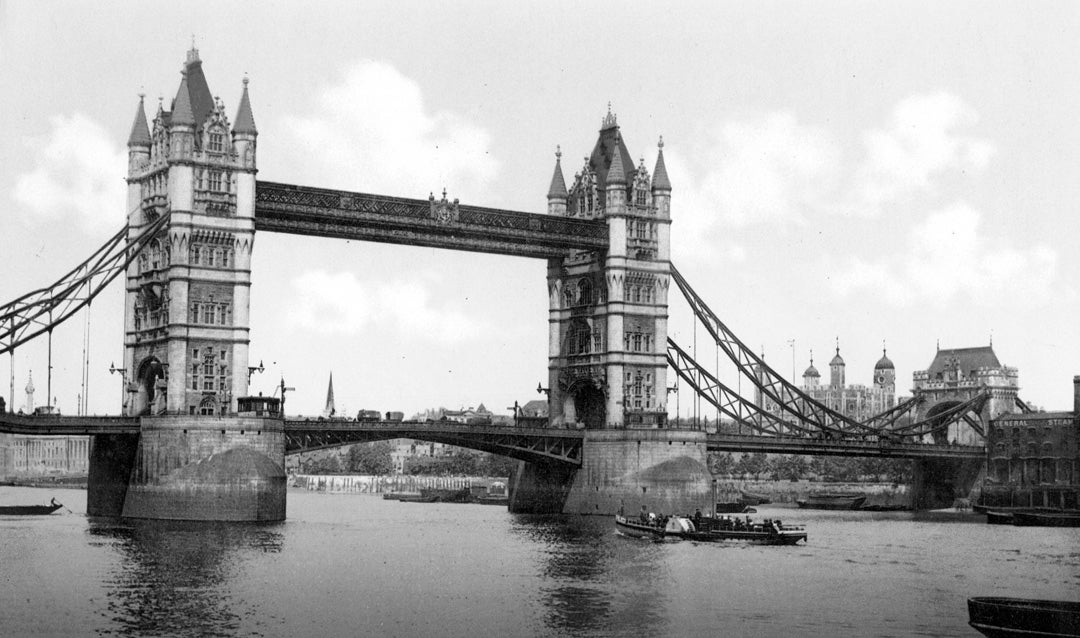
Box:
left=1073, top=375, right=1080, bottom=415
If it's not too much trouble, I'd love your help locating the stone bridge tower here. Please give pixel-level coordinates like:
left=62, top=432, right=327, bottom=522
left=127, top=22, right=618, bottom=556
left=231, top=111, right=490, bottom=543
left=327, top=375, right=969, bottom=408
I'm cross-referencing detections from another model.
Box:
left=89, top=48, right=283, bottom=522
left=510, top=111, right=711, bottom=516
left=123, top=47, right=257, bottom=418
left=545, top=110, right=671, bottom=429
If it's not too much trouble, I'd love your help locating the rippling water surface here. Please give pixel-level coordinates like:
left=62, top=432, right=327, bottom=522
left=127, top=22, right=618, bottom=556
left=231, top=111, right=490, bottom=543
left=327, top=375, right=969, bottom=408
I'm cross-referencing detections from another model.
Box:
left=1, top=486, right=1076, bottom=637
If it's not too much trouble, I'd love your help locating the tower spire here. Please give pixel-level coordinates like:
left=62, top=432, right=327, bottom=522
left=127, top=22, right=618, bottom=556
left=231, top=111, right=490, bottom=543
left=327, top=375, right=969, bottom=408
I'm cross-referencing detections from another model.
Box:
left=547, top=145, right=567, bottom=200
left=652, top=136, right=671, bottom=191
left=171, top=70, right=195, bottom=127
left=233, top=76, right=258, bottom=135
left=606, top=133, right=627, bottom=185
left=127, top=95, right=151, bottom=147
left=322, top=372, right=336, bottom=418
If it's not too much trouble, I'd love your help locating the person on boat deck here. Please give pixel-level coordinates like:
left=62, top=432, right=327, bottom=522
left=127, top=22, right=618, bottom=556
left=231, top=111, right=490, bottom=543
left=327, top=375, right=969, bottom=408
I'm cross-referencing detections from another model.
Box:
left=693, top=508, right=702, bottom=525
left=639, top=505, right=649, bottom=524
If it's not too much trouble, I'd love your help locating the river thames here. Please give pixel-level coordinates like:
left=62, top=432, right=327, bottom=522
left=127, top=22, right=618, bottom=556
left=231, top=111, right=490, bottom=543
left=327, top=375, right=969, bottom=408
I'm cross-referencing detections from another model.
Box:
left=0, top=485, right=1076, bottom=637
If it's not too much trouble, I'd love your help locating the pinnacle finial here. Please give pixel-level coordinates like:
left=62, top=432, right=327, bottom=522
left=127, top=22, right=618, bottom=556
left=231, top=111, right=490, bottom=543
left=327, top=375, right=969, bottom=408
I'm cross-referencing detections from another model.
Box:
left=243, top=74, right=249, bottom=87
left=602, top=103, right=618, bottom=129
left=835, top=336, right=840, bottom=355
left=658, top=135, right=664, bottom=150
left=810, top=349, right=814, bottom=366
left=555, top=145, right=561, bottom=161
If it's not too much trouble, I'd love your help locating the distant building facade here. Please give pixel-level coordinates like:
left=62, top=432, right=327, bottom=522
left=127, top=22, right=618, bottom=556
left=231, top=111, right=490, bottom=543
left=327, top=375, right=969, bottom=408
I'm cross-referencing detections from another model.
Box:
left=981, top=377, right=1080, bottom=510
left=912, top=344, right=1019, bottom=445
left=754, top=343, right=897, bottom=422
left=0, top=373, right=89, bottom=480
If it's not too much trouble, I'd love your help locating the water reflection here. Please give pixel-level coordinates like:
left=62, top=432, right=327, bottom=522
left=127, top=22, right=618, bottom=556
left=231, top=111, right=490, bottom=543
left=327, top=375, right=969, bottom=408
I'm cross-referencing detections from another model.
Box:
left=511, top=514, right=671, bottom=635
left=87, top=518, right=283, bottom=637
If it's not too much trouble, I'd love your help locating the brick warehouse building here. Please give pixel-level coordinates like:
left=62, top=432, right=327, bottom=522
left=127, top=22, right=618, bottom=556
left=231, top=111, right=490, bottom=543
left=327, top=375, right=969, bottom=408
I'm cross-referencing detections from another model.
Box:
left=981, top=376, right=1080, bottom=509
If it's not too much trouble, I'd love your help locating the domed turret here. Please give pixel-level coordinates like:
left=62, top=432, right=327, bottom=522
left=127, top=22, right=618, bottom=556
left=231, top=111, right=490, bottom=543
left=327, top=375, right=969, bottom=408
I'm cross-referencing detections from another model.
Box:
left=829, top=339, right=845, bottom=388
left=875, top=348, right=894, bottom=371
left=803, top=351, right=820, bottom=389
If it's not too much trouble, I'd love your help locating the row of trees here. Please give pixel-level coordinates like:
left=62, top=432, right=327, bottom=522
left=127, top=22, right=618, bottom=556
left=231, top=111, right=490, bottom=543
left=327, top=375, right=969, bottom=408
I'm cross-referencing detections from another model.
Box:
left=709, top=452, right=912, bottom=484
left=298, top=442, right=517, bottom=477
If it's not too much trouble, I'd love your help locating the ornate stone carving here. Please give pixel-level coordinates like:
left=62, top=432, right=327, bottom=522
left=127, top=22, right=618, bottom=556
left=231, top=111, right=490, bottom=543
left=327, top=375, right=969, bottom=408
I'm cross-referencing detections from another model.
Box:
left=429, top=189, right=460, bottom=224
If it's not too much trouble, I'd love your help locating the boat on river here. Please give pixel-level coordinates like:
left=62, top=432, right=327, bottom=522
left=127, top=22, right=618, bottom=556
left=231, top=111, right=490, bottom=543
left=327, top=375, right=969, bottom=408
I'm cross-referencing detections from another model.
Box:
left=0, top=498, right=62, bottom=515
left=614, top=513, right=806, bottom=545
left=968, top=596, right=1080, bottom=637
left=1011, top=511, right=1080, bottom=528
left=796, top=493, right=866, bottom=510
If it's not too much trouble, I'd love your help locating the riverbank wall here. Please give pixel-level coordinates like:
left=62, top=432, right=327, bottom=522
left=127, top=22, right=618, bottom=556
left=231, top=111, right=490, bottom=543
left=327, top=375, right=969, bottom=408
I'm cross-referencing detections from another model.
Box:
left=290, top=474, right=507, bottom=494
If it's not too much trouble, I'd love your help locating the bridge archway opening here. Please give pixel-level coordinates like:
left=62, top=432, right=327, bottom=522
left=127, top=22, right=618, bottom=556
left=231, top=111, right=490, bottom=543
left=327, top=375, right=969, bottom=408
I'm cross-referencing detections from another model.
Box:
left=134, top=357, right=165, bottom=416
left=566, top=380, right=605, bottom=430
left=924, top=400, right=964, bottom=445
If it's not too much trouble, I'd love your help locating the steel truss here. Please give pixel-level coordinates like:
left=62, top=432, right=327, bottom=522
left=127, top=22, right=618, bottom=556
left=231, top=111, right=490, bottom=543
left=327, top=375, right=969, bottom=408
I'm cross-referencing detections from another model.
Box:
left=0, top=212, right=171, bottom=356
left=669, top=264, right=993, bottom=441
left=284, top=420, right=583, bottom=465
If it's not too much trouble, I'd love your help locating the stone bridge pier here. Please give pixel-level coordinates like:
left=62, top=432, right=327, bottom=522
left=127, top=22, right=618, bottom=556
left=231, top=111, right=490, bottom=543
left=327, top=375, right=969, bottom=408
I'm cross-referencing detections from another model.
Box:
left=909, top=457, right=985, bottom=510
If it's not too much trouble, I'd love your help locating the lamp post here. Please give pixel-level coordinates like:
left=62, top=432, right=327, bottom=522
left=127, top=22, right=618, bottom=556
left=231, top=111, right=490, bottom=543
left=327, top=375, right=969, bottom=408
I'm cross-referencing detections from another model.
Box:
left=109, top=361, right=126, bottom=415
left=275, top=376, right=295, bottom=417
left=247, top=359, right=265, bottom=383
left=667, top=382, right=679, bottom=428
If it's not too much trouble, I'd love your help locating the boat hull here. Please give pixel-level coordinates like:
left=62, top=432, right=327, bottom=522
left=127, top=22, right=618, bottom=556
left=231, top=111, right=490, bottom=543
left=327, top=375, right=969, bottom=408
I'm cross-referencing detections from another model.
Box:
left=968, top=597, right=1080, bottom=638
left=1012, top=512, right=1080, bottom=528
left=0, top=503, right=62, bottom=515
left=796, top=495, right=867, bottom=510
left=614, top=515, right=664, bottom=539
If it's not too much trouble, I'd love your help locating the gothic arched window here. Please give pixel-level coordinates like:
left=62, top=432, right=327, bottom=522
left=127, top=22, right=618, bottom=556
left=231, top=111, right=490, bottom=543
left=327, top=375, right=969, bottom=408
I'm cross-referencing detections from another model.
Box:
left=578, top=278, right=592, bottom=306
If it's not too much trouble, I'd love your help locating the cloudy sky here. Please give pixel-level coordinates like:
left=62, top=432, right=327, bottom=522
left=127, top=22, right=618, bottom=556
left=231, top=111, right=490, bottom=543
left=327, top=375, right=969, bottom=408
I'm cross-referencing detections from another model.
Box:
left=1, top=1, right=1077, bottom=418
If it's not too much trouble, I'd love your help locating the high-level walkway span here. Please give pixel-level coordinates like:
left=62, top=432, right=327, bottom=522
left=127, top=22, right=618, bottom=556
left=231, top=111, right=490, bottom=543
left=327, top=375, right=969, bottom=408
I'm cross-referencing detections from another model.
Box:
left=254, top=181, right=609, bottom=259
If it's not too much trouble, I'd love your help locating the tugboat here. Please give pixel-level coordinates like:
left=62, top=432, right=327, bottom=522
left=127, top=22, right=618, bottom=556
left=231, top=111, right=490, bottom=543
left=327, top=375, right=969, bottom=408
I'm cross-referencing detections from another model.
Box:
left=615, top=510, right=807, bottom=545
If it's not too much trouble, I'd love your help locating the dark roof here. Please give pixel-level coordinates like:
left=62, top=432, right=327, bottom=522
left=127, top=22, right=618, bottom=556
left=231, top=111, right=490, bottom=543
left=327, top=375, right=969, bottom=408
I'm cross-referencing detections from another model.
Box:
left=803, top=364, right=820, bottom=378
left=652, top=138, right=671, bottom=190
left=170, top=73, right=195, bottom=127
left=587, top=120, right=635, bottom=208
left=830, top=350, right=845, bottom=366
left=547, top=150, right=567, bottom=199
left=233, top=78, right=257, bottom=135
left=170, top=49, right=215, bottom=131
left=925, top=346, right=1001, bottom=378
left=875, top=350, right=895, bottom=370
left=127, top=96, right=151, bottom=147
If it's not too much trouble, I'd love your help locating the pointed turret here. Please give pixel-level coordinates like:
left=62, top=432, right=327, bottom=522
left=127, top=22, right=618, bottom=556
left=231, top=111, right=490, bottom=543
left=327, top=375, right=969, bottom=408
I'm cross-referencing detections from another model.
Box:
left=547, top=146, right=568, bottom=216
left=128, top=95, right=151, bottom=148
left=233, top=77, right=258, bottom=136
left=652, top=136, right=671, bottom=191
left=171, top=71, right=195, bottom=128
left=606, top=135, right=627, bottom=186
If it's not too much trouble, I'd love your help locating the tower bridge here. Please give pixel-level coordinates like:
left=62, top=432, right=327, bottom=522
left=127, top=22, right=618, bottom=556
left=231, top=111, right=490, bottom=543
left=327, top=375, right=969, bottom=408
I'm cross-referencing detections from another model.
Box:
left=0, top=48, right=1019, bottom=520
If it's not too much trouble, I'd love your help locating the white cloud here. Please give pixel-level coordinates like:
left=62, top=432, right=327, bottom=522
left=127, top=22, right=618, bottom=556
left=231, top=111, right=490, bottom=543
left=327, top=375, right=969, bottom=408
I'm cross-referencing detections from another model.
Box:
left=851, top=92, right=995, bottom=213
left=281, top=60, right=498, bottom=199
left=286, top=269, right=486, bottom=344
left=831, top=202, right=1059, bottom=306
left=13, top=113, right=127, bottom=230
left=673, top=93, right=994, bottom=236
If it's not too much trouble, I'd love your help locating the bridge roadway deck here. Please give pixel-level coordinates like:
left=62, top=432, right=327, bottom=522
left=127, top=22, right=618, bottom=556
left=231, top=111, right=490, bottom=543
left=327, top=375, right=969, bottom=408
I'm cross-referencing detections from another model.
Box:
left=0, top=415, right=984, bottom=461
left=707, top=433, right=986, bottom=459
left=283, top=419, right=585, bottom=465
left=0, top=413, right=139, bottom=435
left=254, top=181, right=609, bottom=259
